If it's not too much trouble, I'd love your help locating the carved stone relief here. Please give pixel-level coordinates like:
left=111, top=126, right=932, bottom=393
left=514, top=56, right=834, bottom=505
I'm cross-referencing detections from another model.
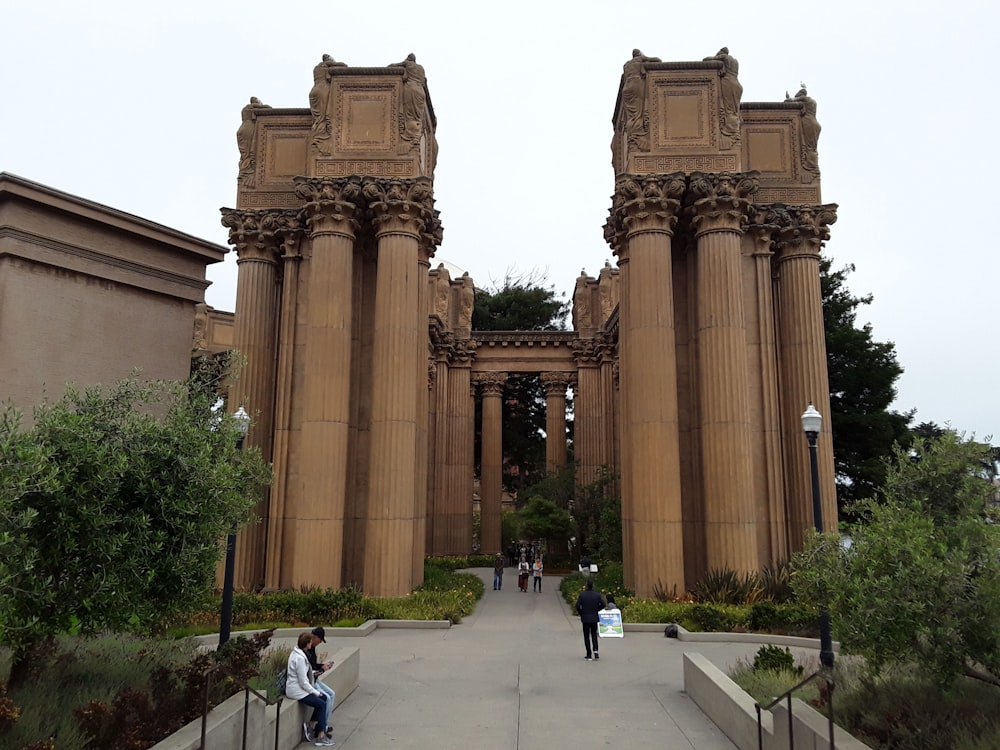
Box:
left=309, top=54, right=348, bottom=155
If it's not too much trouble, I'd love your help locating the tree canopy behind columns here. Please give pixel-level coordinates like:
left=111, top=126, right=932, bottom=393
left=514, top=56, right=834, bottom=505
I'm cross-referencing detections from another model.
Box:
left=822, top=257, right=912, bottom=517
left=472, top=271, right=569, bottom=493
left=0, top=377, right=271, bottom=687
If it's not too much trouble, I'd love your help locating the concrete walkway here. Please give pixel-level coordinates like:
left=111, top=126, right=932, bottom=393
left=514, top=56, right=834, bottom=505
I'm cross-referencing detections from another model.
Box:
left=274, top=568, right=816, bottom=750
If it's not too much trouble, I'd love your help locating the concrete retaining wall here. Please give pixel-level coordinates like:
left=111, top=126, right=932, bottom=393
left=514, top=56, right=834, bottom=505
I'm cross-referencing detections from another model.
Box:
left=682, top=653, right=871, bottom=750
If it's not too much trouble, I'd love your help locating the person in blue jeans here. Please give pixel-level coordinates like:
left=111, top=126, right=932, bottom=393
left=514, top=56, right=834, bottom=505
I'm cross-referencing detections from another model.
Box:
left=286, top=631, right=335, bottom=746
left=493, top=552, right=505, bottom=590
left=306, top=627, right=336, bottom=739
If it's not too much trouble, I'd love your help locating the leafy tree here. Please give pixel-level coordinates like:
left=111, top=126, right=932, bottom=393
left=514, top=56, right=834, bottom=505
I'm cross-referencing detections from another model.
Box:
left=515, top=495, right=573, bottom=542
left=522, top=465, right=621, bottom=562
left=822, top=258, right=912, bottom=515
left=0, top=378, right=271, bottom=686
left=792, top=431, right=1000, bottom=691
left=472, top=271, right=569, bottom=492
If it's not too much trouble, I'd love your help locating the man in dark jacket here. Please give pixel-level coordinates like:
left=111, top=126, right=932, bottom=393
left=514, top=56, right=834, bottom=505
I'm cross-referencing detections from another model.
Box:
left=574, top=579, right=606, bottom=660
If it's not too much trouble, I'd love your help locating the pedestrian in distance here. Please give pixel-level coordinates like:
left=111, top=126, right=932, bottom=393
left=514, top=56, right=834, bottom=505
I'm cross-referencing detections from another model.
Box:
left=532, top=556, right=543, bottom=592
left=518, top=556, right=530, bottom=592
left=575, top=579, right=606, bottom=661
left=493, top=552, right=505, bottom=590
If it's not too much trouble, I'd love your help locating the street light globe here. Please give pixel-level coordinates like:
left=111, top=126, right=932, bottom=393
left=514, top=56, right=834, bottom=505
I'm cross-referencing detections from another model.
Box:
left=801, top=402, right=822, bottom=436
left=233, top=406, right=251, bottom=436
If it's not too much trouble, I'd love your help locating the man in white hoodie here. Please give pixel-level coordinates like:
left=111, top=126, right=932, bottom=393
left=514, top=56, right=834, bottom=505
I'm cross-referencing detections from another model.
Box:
left=286, top=631, right=335, bottom=746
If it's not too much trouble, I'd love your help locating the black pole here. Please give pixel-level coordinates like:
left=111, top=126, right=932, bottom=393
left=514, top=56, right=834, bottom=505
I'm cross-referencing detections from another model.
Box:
left=218, top=433, right=244, bottom=649
left=218, top=527, right=236, bottom=649
left=807, top=431, right=835, bottom=669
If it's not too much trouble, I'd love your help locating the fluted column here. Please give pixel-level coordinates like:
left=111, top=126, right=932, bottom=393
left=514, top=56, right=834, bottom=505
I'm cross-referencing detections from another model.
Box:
left=572, top=339, right=603, bottom=488
left=541, top=372, right=574, bottom=473
left=773, top=204, right=839, bottom=551
left=289, top=176, right=362, bottom=588
left=474, top=372, right=507, bottom=556
left=261, top=213, right=305, bottom=590
left=363, top=177, right=436, bottom=597
left=446, top=344, right=475, bottom=554
left=748, top=214, right=787, bottom=563
left=688, top=172, right=759, bottom=573
left=427, top=330, right=450, bottom=555
left=412, top=231, right=438, bottom=584
left=604, top=173, right=686, bottom=596
left=220, top=208, right=284, bottom=589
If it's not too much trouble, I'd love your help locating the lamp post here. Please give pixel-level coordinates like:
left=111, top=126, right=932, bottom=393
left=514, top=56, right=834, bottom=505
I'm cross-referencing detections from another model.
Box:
left=801, top=402, right=835, bottom=669
left=219, top=405, right=250, bottom=649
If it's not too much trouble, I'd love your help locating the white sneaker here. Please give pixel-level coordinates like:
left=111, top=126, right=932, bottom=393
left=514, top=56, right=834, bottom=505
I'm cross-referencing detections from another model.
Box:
left=315, top=737, right=336, bottom=747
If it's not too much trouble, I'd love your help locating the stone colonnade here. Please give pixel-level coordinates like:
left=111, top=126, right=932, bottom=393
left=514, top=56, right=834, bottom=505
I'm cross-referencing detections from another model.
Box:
left=603, top=170, right=837, bottom=595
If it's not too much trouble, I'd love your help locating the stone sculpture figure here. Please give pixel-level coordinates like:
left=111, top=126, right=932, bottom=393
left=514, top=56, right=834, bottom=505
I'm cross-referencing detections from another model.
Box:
left=309, top=54, right=347, bottom=154
left=458, top=272, right=475, bottom=330
left=621, top=49, right=661, bottom=151
left=433, top=263, right=451, bottom=319
left=390, top=53, right=427, bottom=145
left=573, top=269, right=593, bottom=330
left=192, top=302, right=209, bottom=352
left=598, top=261, right=616, bottom=323
left=787, top=85, right=821, bottom=174
left=236, top=97, right=271, bottom=188
left=704, top=47, right=743, bottom=149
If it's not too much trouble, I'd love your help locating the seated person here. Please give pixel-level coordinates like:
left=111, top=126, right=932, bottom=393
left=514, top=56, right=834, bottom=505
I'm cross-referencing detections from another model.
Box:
left=286, top=631, right=335, bottom=746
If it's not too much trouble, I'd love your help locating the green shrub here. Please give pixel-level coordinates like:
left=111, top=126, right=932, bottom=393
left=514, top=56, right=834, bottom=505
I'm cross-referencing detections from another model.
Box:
left=688, top=603, right=744, bottom=632
left=691, top=567, right=763, bottom=605
left=752, top=645, right=802, bottom=676
left=759, top=560, right=795, bottom=603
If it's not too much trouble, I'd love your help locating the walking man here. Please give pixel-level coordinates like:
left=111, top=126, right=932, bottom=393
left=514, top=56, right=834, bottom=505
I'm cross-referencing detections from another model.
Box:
left=493, top=552, right=505, bottom=590
left=532, top=556, right=543, bottom=592
left=575, top=579, right=606, bottom=661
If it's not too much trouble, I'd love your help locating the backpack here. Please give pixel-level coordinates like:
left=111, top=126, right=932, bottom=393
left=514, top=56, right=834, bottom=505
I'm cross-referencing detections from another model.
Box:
left=276, top=668, right=288, bottom=695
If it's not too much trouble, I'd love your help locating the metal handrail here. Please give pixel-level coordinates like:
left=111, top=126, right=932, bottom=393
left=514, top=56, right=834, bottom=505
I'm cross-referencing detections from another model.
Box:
left=754, top=669, right=835, bottom=750
left=200, top=663, right=284, bottom=750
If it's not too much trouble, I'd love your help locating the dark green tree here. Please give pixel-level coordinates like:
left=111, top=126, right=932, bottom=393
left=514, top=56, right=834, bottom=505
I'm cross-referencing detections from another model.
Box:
left=472, top=271, right=569, bottom=492
left=822, top=257, right=912, bottom=515
left=793, top=431, right=1000, bottom=691
left=0, top=377, right=271, bottom=686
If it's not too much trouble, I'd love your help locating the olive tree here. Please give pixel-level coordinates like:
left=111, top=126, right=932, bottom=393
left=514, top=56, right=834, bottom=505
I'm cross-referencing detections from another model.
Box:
left=0, top=377, right=271, bottom=686
left=793, top=431, right=1000, bottom=690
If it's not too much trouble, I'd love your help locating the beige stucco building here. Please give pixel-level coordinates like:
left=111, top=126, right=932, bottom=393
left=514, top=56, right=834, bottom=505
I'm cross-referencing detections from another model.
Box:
left=0, top=173, right=227, bottom=415
left=221, top=49, right=838, bottom=598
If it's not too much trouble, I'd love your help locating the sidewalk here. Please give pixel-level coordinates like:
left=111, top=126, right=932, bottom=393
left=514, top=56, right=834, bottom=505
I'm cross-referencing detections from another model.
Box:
left=272, top=568, right=816, bottom=750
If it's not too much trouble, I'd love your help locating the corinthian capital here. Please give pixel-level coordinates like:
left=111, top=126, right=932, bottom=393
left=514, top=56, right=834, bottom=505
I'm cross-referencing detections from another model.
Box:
left=687, top=171, right=759, bottom=236
left=220, top=208, right=281, bottom=263
left=604, top=172, right=687, bottom=253
left=472, top=371, right=508, bottom=396
left=772, top=203, right=839, bottom=257
left=363, top=177, right=436, bottom=238
left=294, top=176, right=363, bottom=238
left=541, top=371, right=575, bottom=396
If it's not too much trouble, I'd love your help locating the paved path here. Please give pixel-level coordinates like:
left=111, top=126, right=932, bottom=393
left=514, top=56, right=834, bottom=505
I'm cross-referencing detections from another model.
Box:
left=275, top=568, right=813, bottom=750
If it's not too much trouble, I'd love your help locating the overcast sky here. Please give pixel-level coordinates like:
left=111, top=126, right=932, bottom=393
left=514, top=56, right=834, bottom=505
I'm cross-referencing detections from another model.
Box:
left=3, top=0, right=997, bottom=440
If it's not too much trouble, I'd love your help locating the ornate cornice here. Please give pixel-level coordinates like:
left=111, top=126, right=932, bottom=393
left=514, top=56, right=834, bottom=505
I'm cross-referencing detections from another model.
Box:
left=604, top=173, right=686, bottom=254
left=540, top=371, right=576, bottom=395
left=472, top=371, right=508, bottom=396
left=771, top=203, right=838, bottom=259
left=687, top=171, right=759, bottom=237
